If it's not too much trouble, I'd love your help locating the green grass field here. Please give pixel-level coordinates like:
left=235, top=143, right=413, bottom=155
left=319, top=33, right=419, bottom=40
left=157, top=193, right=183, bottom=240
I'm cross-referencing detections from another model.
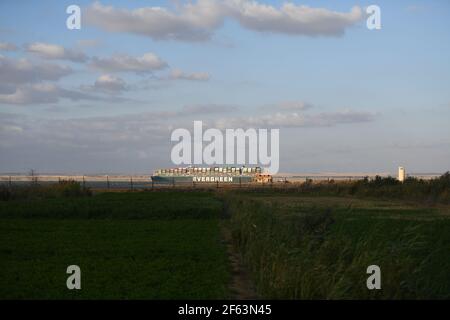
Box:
left=1, top=186, right=449, bottom=299
left=0, top=191, right=230, bottom=299
left=225, top=191, right=450, bottom=299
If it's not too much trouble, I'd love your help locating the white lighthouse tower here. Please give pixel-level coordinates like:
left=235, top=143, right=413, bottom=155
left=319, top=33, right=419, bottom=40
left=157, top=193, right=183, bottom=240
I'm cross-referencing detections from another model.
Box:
left=398, top=166, right=406, bottom=182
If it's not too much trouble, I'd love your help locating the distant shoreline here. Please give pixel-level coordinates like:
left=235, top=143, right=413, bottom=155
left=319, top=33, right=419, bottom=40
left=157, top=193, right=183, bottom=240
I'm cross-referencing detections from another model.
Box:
left=0, top=172, right=444, bottom=182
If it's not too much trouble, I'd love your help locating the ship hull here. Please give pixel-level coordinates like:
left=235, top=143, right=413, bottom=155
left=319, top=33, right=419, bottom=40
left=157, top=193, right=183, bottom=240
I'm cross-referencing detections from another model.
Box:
left=151, top=175, right=254, bottom=184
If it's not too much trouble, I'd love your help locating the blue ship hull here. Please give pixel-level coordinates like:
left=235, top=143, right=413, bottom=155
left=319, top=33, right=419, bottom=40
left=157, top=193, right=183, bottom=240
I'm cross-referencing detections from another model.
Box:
left=151, top=175, right=254, bottom=184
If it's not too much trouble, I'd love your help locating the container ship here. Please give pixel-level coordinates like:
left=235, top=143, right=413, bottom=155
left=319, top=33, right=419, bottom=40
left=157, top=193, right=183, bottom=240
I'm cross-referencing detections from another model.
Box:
left=151, top=166, right=272, bottom=184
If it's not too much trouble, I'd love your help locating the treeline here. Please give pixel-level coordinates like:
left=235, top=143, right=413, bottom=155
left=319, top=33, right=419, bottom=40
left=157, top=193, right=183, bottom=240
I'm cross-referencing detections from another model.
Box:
left=293, top=172, right=450, bottom=204
left=0, top=180, right=92, bottom=201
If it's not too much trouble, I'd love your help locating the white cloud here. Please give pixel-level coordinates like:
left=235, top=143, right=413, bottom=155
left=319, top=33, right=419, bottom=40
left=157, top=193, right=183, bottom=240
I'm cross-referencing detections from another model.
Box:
left=0, top=42, right=18, bottom=51
left=169, top=69, right=210, bottom=81
left=85, top=0, right=224, bottom=42
left=76, top=39, right=102, bottom=48
left=0, top=111, right=170, bottom=152
left=227, top=1, right=362, bottom=37
left=94, top=74, right=128, bottom=92
left=0, top=124, right=23, bottom=134
left=26, top=42, right=87, bottom=62
left=180, top=104, right=237, bottom=114
left=266, top=101, right=313, bottom=111
left=0, top=83, right=101, bottom=105
left=85, top=0, right=363, bottom=41
left=0, top=55, right=72, bottom=85
left=0, top=105, right=379, bottom=172
left=214, top=109, right=375, bottom=128
left=90, top=52, right=168, bottom=73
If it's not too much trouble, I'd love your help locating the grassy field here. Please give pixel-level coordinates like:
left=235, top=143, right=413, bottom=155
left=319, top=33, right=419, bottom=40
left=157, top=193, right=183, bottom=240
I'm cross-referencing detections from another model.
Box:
left=1, top=184, right=449, bottom=299
left=224, top=191, right=450, bottom=299
left=0, top=191, right=230, bottom=299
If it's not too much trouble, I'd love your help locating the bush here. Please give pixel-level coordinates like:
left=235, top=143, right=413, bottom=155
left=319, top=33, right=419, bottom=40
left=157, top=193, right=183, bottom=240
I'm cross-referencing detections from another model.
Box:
left=293, top=172, right=450, bottom=204
left=0, top=180, right=91, bottom=201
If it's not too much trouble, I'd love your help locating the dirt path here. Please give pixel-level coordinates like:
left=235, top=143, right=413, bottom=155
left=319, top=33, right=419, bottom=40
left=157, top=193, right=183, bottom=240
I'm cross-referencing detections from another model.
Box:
left=220, top=222, right=258, bottom=300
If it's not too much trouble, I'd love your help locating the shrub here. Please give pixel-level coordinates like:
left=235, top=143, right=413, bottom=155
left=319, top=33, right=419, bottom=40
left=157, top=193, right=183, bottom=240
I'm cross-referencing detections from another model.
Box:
left=294, top=172, right=450, bottom=204
left=0, top=180, right=91, bottom=201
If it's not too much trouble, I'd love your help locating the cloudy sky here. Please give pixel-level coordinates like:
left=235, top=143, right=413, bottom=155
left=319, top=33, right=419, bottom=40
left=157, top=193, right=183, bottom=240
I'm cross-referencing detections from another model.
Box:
left=0, top=0, right=449, bottom=174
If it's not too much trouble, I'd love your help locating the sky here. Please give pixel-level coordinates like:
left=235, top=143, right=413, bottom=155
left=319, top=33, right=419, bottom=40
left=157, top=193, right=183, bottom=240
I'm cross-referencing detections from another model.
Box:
left=0, top=0, right=449, bottom=174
